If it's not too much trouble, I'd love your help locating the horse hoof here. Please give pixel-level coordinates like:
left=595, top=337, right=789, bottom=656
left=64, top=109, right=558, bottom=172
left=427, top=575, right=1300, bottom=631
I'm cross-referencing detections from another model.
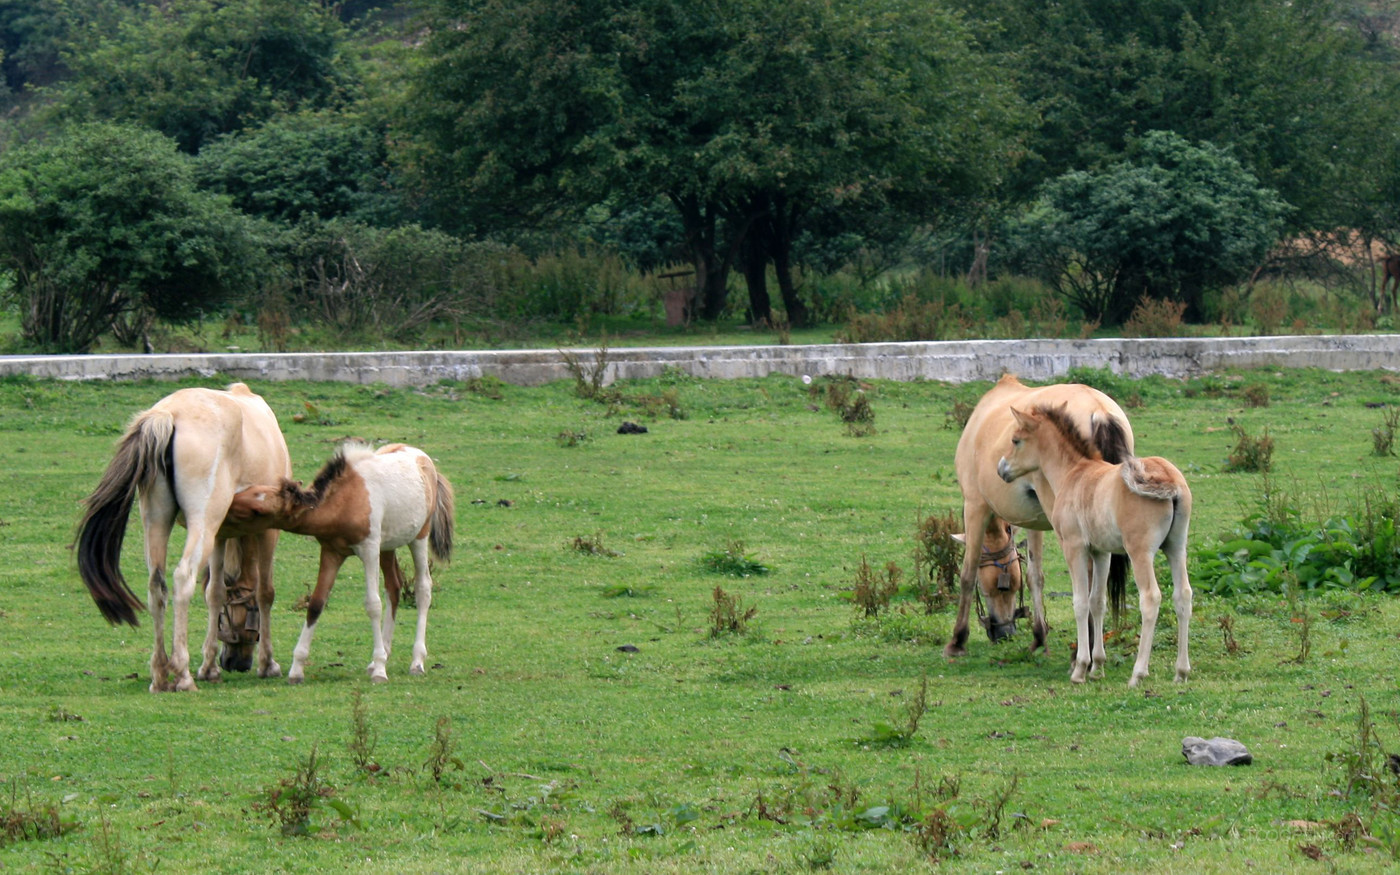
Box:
left=943, top=644, right=967, bottom=659
left=370, top=674, right=389, bottom=684
left=174, top=677, right=198, bottom=692
left=287, top=675, right=304, bottom=685
left=260, top=660, right=282, bottom=679
left=409, top=664, right=425, bottom=676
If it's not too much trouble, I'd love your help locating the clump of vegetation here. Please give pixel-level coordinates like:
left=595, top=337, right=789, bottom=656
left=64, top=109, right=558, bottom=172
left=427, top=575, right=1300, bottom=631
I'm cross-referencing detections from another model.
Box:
left=561, top=342, right=619, bottom=403
left=1218, top=614, right=1243, bottom=656
left=709, top=586, right=757, bottom=637
left=571, top=532, right=619, bottom=557
left=851, top=555, right=901, bottom=617
left=1223, top=420, right=1273, bottom=472
left=1122, top=295, right=1187, bottom=338
left=556, top=429, right=589, bottom=447
left=347, top=689, right=379, bottom=774
left=424, top=716, right=465, bottom=785
left=256, top=746, right=360, bottom=837
left=854, top=674, right=930, bottom=747
left=811, top=376, right=877, bottom=436
left=0, top=781, right=76, bottom=847
left=914, top=510, right=963, bottom=613
left=699, top=540, right=771, bottom=577
left=1241, top=383, right=1271, bottom=408
left=1373, top=406, right=1400, bottom=457
left=944, top=399, right=975, bottom=431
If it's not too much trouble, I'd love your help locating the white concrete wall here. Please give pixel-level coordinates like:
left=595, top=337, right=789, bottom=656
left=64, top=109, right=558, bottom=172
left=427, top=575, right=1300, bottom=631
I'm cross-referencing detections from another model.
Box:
left=2, top=334, right=1398, bottom=387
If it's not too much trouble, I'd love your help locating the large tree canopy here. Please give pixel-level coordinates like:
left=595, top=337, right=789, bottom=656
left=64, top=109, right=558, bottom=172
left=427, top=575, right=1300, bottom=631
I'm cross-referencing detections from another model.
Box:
left=959, top=0, right=1398, bottom=236
left=45, top=0, right=353, bottom=153
left=404, top=0, right=1026, bottom=322
left=1011, top=131, right=1287, bottom=324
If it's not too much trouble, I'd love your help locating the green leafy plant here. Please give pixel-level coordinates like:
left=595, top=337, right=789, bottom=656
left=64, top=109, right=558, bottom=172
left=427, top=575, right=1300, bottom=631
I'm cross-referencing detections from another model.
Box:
left=699, top=540, right=770, bottom=577
left=914, top=510, right=963, bottom=613
left=256, top=746, right=360, bottom=837
left=424, top=717, right=465, bottom=785
left=854, top=675, right=930, bottom=747
left=347, top=689, right=379, bottom=774
left=571, top=532, right=619, bottom=557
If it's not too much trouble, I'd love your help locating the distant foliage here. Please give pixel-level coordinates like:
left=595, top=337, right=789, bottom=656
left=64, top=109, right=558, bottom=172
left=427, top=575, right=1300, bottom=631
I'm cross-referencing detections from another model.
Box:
left=1009, top=131, right=1286, bottom=324
left=0, top=122, right=262, bottom=352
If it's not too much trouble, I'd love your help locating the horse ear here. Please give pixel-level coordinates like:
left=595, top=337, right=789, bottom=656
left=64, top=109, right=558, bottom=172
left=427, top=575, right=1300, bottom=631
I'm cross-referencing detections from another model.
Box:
left=1009, top=406, right=1035, bottom=429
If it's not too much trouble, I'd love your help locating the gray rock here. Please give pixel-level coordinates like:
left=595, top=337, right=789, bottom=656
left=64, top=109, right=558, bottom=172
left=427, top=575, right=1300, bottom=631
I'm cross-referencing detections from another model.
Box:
left=1182, top=736, right=1253, bottom=766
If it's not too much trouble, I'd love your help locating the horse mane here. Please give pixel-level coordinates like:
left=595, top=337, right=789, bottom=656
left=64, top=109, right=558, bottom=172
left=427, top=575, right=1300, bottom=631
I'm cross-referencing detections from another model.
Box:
left=1031, top=403, right=1099, bottom=461
left=301, top=440, right=376, bottom=504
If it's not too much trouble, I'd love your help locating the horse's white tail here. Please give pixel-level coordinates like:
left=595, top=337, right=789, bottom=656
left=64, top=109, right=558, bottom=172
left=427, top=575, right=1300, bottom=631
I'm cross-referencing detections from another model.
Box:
left=75, top=409, right=175, bottom=625
left=428, top=470, right=455, bottom=563
left=1120, top=456, right=1184, bottom=501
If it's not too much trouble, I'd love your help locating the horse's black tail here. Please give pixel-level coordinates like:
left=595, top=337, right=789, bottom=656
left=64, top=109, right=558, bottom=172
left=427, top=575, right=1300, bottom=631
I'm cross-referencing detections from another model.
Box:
left=74, top=410, right=174, bottom=626
left=1091, top=413, right=1133, bottom=622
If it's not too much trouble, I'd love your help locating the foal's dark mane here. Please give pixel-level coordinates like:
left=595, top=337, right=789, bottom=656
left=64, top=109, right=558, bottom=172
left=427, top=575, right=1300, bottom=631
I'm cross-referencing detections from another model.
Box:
left=308, top=453, right=350, bottom=499
left=1033, top=403, right=1100, bottom=461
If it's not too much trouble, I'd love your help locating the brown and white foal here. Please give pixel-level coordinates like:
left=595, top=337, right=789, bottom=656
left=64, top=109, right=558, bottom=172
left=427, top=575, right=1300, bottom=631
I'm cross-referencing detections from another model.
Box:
left=223, top=442, right=454, bottom=683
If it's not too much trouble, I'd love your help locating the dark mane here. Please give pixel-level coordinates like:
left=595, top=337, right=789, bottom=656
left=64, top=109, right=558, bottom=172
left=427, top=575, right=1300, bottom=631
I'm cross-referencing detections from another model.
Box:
left=307, top=452, right=350, bottom=501
left=1032, top=403, right=1099, bottom=461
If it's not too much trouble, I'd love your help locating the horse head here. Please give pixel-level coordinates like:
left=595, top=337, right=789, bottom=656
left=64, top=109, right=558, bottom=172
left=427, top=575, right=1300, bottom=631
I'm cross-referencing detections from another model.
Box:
left=953, top=525, right=1026, bottom=643
left=997, top=405, right=1045, bottom=483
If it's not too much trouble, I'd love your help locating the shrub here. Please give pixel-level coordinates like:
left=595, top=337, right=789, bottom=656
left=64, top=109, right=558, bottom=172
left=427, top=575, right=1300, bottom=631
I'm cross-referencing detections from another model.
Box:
left=1223, top=421, right=1274, bottom=472
left=1122, top=295, right=1188, bottom=337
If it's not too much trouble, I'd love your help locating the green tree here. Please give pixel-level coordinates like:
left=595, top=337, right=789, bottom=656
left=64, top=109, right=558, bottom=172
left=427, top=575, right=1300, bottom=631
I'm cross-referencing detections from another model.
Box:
left=47, top=0, right=352, bottom=152
left=960, top=0, right=1394, bottom=235
left=195, top=111, right=401, bottom=226
left=1011, top=131, right=1286, bottom=324
left=405, top=0, right=1024, bottom=324
left=0, top=123, right=264, bottom=352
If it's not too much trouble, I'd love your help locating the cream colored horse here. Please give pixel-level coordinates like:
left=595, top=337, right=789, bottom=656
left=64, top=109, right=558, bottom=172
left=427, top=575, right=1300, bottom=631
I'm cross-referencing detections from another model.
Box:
left=998, top=404, right=1192, bottom=686
left=222, top=442, right=454, bottom=683
left=949, top=375, right=1135, bottom=657
left=76, top=384, right=291, bottom=692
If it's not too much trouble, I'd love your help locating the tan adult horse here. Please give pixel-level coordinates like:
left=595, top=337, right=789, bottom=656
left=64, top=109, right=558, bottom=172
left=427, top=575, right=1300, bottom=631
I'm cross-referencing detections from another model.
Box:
left=998, top=404, right=1192, bottom=686
left=222, top=441, right=454, bottom=683
left=948, top=375, right=1134, bottom=657
left=76, top=384, right=291, bottom=692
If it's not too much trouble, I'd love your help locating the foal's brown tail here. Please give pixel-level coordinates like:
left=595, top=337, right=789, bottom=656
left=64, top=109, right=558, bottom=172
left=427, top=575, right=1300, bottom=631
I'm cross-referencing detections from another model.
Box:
left=428, top=470, right=455, bottom=563
left=1092, top=414, right=1133, bottom=620
left=75, top=410, right=174, bottom=626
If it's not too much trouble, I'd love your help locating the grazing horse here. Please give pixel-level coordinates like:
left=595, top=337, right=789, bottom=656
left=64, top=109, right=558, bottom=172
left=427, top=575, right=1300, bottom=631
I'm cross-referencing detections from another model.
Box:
left=948, top=375, right=1134, bottom=657
left=951, top=519, right=1025, bottom=643
left=76, top=384, right=291, bottom=692
left=997, top=404, right=1192, bottom=686
left=222, top=442, right=454, bottom=683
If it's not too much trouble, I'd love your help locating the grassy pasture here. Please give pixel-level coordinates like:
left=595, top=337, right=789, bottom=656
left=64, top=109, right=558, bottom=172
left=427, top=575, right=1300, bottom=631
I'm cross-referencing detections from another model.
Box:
left=1, top=367, right=1400, bottom=873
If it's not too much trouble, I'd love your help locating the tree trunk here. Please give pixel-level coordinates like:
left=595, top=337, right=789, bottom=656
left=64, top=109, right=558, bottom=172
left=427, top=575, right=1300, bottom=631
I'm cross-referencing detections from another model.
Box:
left=741, top=227, right=773, bottom=326
left=768, top=195, right=809, bottom=328
left=671, top=194, right=730, bottom=320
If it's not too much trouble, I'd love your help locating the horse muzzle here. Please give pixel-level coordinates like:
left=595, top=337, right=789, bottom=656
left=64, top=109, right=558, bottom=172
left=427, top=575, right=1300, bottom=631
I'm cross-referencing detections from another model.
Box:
left=996, top=458, right=1016, bottom=483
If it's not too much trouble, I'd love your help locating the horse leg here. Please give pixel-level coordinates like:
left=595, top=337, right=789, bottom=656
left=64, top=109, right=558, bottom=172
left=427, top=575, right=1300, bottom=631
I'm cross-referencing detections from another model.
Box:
left=1166, top=540, right=1193, bottom=683
left=197, top=538, right=229, bottom=683
left=1024, top=529, right=1049, bottom=654
left=1086, top=552, right=1111, bottom=680
left=1126, top=547, right=1163, bottom=687
left=378, top=551, right=402, bottom=661
left=1062, top=543, right=1094, bottom=684
left=946, top=504, right=992, bottom=658
left=289, top=548, right=345, bottom=684
left=254, top=530, right=282, bottom=679
left=167, top=523, right=219, bottom=692
left=360, top=542, right=391, bottom=683
left=138, top=493, right=177, bottom=693
left=406, top=539, right=433, bottom=676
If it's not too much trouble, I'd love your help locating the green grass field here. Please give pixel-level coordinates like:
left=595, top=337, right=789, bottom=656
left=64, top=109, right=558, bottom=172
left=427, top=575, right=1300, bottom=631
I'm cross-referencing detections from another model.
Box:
left=2, top=367, right=1400, bottom=873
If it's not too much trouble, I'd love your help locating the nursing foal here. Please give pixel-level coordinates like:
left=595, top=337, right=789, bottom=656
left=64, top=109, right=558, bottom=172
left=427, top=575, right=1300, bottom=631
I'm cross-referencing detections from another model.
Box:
left=223, top=442, right=454, bottom=683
